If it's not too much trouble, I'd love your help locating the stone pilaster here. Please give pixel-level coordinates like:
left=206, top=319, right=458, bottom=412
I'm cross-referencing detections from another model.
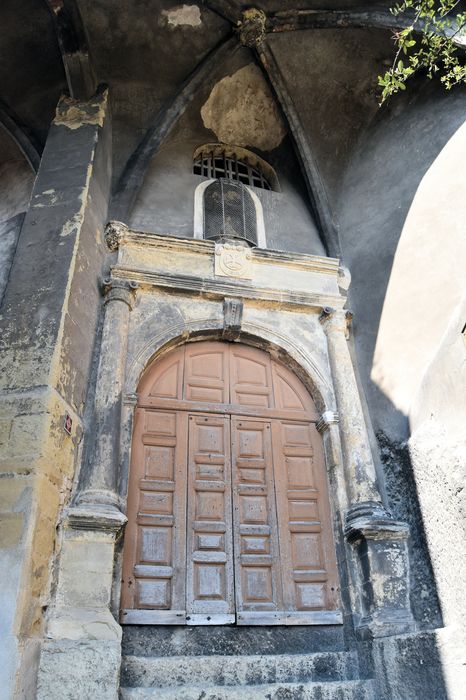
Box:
left=320, top=307, right=413, bottom=638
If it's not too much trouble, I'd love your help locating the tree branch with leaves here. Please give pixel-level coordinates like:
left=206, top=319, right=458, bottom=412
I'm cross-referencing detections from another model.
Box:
left=378, top=0, right=466, bottom=103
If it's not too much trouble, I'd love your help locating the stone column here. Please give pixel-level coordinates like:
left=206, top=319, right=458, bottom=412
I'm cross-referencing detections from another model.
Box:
left=320, top=307, right=413, bottom=638
left=37, top=275, right=137, bottom=700
left=73, top=275, right=138, bottom=519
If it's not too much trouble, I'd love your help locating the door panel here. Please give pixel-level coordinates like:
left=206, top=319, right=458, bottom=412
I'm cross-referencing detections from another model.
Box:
left=186, top=413, right=234, bottom=624
left=271, top=420, right=339, bottom=616
left=184, top=342, right=229, bottom=404
left=230, top=344, right=273, bottom=408
left=121, top=409, right=188, bottom=624
left=231, top=417, right=284, bottom=624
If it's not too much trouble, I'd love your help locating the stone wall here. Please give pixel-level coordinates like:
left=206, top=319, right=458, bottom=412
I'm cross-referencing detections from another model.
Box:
left=0, top=91, right=112, bottom=699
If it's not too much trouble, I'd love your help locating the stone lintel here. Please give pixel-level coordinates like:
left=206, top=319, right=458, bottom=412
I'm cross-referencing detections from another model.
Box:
left=110, top=268, right=342, bottom=312
left=316, top=410, right=339, bottom=433
left=345, top=500, right=410, bottom=543
left=119, top=228, right=340, bottom=271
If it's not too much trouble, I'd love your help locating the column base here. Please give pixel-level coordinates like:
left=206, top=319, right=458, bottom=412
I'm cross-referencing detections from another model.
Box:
left=37, top=503, right=126, bottom=699
left=37, top=637, right=121, bottom=700
left=67, top=501, right=127, bottom=532
left=345, top=501, right=415, bottom=640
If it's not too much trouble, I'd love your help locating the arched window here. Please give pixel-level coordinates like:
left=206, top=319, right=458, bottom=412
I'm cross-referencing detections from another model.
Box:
left=203, top=179, right=257, bottom=246
left=193, top=144, right=272, bottom=248
left=194, top=179, right=266, bottom=247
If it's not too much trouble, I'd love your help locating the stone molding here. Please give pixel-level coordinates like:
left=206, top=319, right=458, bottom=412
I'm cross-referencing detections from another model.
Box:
left=66, top=503, right=127, bottom=534
left=74, top=485, right=124, bottom=512
left=316, top=410, right=339, bottom=433
left=345, top=500, right=410, bottom=543
left=105, top=220, right=128, bottom=251
left=115, top=229, right=340, bottom=274
left=102, top=276, right=138, bottom=308
left=111, top=269, right=342, bottom=311
left=124, top=317, right=335, bottom=411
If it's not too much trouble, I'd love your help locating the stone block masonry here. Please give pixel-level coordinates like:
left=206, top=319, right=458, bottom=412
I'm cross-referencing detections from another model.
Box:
left=0, top=89, right=112, bottom=699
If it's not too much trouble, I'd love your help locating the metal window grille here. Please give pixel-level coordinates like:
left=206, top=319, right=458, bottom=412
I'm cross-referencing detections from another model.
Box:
left=203, top=179, right=258, bottom=246
left=194, top=152, right=271, bottom=190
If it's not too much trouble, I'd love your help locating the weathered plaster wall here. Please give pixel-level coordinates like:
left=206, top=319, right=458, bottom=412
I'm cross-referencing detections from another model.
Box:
left=337, top=82, right=466, bottom=441
left=404, top=294, right=466, bottom=697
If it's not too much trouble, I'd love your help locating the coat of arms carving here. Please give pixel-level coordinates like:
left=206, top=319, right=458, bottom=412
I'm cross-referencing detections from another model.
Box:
left=214, top=242, right=253, bottom=279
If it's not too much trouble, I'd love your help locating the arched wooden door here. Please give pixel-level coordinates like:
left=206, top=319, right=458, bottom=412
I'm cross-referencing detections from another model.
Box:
left=121, top=341, right=340, bottom=626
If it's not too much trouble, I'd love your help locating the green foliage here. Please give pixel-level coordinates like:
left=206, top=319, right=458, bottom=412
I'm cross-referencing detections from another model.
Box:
left=378, top=0, right=466, bottom=104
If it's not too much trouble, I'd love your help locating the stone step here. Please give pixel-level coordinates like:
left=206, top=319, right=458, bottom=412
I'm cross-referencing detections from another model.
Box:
left=120, top=679, right=374, bottom=700
left=121, top=651, right=358, bottom=687
left=121, top=625, right=345, bottom=658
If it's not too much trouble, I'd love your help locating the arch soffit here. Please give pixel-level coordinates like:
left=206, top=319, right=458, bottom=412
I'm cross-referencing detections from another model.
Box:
left=125, top=319, right=335, bottom=414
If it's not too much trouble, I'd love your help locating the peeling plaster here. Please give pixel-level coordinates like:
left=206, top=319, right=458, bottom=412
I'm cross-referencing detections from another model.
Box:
left=201, top=64, right=286, bottom=152
left=161, top=5, right=202, bottom=28
left=54, top=91, right=108, bottom=131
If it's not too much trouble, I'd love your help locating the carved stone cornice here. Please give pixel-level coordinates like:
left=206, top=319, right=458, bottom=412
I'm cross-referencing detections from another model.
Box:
left=238, top=8, right=267, bottom=47
left=105, top=220, right=128, bottom=251
left=316, top=410, right=339, bottom=433
left=102, top=277, right=138, bottom=309
left=345, top=500, right=410, bottom=543
left=319, top=306, right=353, bottom=339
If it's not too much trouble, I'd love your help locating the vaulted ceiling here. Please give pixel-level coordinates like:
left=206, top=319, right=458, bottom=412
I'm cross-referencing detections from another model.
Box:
left=0, top=0, right=444, bottom=255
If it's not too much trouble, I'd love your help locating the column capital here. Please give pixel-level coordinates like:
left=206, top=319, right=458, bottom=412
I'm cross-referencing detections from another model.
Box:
left=102, top=277, right=138, bottom=308
left=319, top=307, right=353, bottom=338
left=105, top=220, right=128, bottom=251
left=316, top=410, right=339, bottom=433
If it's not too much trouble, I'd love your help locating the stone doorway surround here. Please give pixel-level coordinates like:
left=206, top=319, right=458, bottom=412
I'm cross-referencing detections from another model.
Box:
left=36, top=223, right=413, bottom=699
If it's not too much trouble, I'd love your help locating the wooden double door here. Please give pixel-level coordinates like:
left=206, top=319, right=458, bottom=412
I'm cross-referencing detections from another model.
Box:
left=121, top=341, right=340, bottom=626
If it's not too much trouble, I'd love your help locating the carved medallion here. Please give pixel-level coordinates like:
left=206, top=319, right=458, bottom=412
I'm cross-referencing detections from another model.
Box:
left=214, top=242, right=253, bottom=280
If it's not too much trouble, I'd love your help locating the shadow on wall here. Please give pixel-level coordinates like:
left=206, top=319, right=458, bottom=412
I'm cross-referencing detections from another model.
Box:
left=338, top=78, right=466, bottom=443
left=0, top=155, right=35, bottom=305
left=337, top=79, right=466, bottom=635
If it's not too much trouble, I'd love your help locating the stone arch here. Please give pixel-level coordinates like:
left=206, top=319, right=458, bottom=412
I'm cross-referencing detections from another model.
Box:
left=125, top=320, right=335, bottom=416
